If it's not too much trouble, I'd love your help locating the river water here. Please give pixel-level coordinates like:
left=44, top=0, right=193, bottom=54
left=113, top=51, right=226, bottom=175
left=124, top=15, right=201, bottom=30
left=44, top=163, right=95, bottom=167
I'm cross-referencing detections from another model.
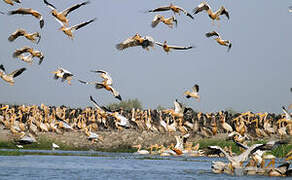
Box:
left=0, top=150, right=287, bottom=180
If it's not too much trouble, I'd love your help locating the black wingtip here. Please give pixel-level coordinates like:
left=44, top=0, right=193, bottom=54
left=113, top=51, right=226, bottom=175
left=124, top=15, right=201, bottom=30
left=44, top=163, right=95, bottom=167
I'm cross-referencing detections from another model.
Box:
left=116, top=95, right=122, bottom=101
left=40, top=19, right=44, bottom=29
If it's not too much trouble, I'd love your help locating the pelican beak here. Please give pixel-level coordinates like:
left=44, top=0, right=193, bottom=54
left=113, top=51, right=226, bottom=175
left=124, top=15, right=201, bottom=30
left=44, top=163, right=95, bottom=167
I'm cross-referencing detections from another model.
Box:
left=51, top=71, right=57, bottom=74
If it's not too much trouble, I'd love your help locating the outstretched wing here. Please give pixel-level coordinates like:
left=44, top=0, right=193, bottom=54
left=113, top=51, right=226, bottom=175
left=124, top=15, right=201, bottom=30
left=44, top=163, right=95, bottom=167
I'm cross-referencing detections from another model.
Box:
left=176, top=6, right=194, bottom=19
left=192, top=84, right=199, bottom=93
left=0, top=64, right=6, bottom=73
left=8, top=29, right=26, bottom=42
left=10, top=68, right=26, bottom=78
left=205, top=31, right=220, bottom=38
left=61, top=1, right=90, bottom=17
left=43, top=0, right=57, bottom=10
left=13, top=47, right=31, bottom=58
left=193, top=2, right=209, bottom=14
left=72, top=18, right=96, bottom=31
left=169, top=44, right=193, bottom=50
left=8, top=8, right=33, bottom=15
left=89, top=95, right=103, bottom=111
left=216, top=6, right=229, bottom=19
left=148, top=6, right=171, bottom=12
left=155, top=41, right=164, bottom=47
left=116, top=37, right=139, bottom=50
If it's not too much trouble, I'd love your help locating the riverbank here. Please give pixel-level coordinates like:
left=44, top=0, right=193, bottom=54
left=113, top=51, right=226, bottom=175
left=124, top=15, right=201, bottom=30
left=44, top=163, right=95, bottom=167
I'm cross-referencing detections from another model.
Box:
left=0, top=128, right=290, bottom=157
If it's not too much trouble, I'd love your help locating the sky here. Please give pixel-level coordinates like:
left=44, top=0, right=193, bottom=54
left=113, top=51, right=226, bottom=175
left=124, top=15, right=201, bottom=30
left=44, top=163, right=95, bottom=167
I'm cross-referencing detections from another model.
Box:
left=0, top=0, right=292, bottom=113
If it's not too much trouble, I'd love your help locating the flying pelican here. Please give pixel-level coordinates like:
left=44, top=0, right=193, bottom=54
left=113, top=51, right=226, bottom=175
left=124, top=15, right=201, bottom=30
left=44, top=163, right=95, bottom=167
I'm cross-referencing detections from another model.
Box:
left=0, top=64, right=26, bottom=85
left=51, top=67, right=74, bottom=85
left=205, top=31, right=232, bottom=52
left=116, top=33, right=155, bottom=51
left=151, top=15, right=177, bottom=28
left=59, top=18, right=96, bottom=39
left=148, top=3, right=194, bottom=19
left=13, top=47, right=44, bottom=65
left=44, top=0, right=90, bottom=26
left=282, top=106, right=292, bottom=122
left=8, top=29, right=41, bottom=44
left=193, top=2, right=229, bottom=24
left=90, top=70, right=112, bottom=86
left=184, top=84, right=200, bottom=101
left=3, top=0, right=21, bottom=6
left=79, top=70, right=122, bottom=101
left=8, top=8, right=44, bottom=28
left=155, top=41, right=193, bottom=54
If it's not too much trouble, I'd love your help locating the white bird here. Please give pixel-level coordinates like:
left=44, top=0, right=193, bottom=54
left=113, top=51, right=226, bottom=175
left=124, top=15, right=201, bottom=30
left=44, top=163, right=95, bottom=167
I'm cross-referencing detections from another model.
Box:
left=0, top=64, right=26, bottom=85
left=52, top=143, right=60, bottom=150
left=51, top=67, right=74, bottom=85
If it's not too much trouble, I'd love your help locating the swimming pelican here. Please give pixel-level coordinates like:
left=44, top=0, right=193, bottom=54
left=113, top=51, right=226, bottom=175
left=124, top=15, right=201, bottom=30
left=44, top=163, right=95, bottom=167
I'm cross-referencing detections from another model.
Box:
left=206, top=31, right=232, bottom=51
left=44, top=0, right=90, bottom=26
left=155, top=41, right=193, bottom=54
left=13, top=46, right=44, bottom=65
left=51, top=67, right=74, bottom=85
left=0, top=64, right=26, bottom=85
left=8, top=8, right=44, bottom=28
left=3, top=0, right=21, bottom=6
left=116, top=33, right=155, bottom=51
left=8, top=29, right=41, bottom=44
left=59, top=18, right=96, bottom=39
left=52, top=143, right=60, bottom=150
left=151, top=15, right=177, bottom=28
left=132, top=144, right=150, bottom=154
left=193, top=2, right=229, bottom=24
left=148, top=3, right=194, bottom=19
left=184, top=84, right=200, bottom=101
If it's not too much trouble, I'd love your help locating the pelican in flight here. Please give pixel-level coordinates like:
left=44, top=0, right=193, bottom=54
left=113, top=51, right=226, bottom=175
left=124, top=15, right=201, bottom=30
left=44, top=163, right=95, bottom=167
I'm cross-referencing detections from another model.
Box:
left=79, top=70, right=122, bottom=101
left=44, top=0, right=90, bottom=26
left=13, top=47, right=44, bottom=65
left=193, top=2, right=229, bottom=24
left=148, top=3, right=194, bottom=19
left=116, top=33, right=155, bottom=51
left=184, top=84, right=200, bottom=101
left=51, top=67, right=74, bottom=85
left=151, top=15, right=177, bottom=28
left=155, top=41, right=193, bottom=54
left=59, top=18, right=96, bottom=39
left=3, top=0, right=21, bottom=6
left=206, top=31, right=232, bottom=52
left=8, top=8, right=44, bottom=28
left=0, top=64, right=26, bottom=85
left=8, top=29, right=41, bottom=44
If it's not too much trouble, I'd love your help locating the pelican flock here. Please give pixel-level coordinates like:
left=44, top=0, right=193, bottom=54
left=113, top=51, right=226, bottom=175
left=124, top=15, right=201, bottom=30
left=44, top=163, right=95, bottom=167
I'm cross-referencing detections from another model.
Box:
left=0, top=1, right=291, bottom=178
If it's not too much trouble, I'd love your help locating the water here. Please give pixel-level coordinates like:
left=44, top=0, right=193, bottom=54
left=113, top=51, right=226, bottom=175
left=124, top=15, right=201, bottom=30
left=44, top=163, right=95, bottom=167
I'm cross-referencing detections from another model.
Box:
left=0, top=150, right=287, bottom=180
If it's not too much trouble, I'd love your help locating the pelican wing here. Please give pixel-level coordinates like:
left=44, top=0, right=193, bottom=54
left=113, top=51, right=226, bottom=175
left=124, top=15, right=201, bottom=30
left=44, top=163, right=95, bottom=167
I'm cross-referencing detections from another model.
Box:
left=89, top=95, right=103, bottom=111
left=169, top=44, right=193, bottom=50
left=13, top=47, right=31, bottom=58
left=91, top=70, right=107, bottom=74
left=176, top=6, right=194, bottom=19
left=192, top=84, right=199, bottom=92
left=193, top=2, right=210, bottom=14
left=116, top=37, right=139, bottom=50
left=9, top=8, right=33, bottom=15
left=234, top=140, right=249, bottom=150
left=43, top=0, right=57, bottom=10
left=148, top=6, right=171, bottom=12
left=282, top=106, right=292, bottom=120
left=155, top=41, right=164, bottom=47
left=71, top=18, right=96, bottom=32
left=142, top=36, right=155, bottom=49
left=8, top=29, right=26, bottom=42
left=216, top=6, right=229, bottom=19
left=206, top=31, right=220, bottom=38
left=61, top=1, right=90, bottom=17
left=151, top=15, right=162, bottom=28
left=208, top=146, right=233, bottom=162
left=174, top=99, right=183, bottom=113
left=0, top=64, right=6, bottom=73
left=9, top=67, right=26, bottom=78
left=236, top=144, right=263, bottom=162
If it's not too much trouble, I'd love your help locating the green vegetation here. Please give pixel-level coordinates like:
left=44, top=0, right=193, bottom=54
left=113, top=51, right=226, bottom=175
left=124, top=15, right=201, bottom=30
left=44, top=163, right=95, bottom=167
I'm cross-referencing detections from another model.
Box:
left=107, top=98, right=143, bottom=111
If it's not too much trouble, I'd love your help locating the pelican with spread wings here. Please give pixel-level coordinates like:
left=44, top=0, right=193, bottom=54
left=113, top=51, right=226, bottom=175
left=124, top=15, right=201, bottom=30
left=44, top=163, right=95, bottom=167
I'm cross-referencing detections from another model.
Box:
left=0, top=64, right=26, bottom=85
left=148, top=3, right=193, bottom=19
left=51, top=67, right=74, bottom=85
left=184, top=84, right=200, bottom=101
left=151, top=15, right=177, bottom=28
left=59, top=18, right=96, bottom=39
left=193, top=2, right=229, bottom=25
left=13, top=47, right=44, bottom=65
left=155, top=41, right=193, bottom=54
left=8, top=29, right=41, bottom=44
left=43, top=0, right=90, bottom=26
left=8, top=8, right=44, bottom=28
left=116, top=33, right=155, bottom=51
left=206, top=31, right=232, bottom=52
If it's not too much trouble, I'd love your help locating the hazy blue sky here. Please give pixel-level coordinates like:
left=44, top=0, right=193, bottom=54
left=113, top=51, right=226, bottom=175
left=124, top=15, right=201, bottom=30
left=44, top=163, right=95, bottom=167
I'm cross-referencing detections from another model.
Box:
left=0, top=0, right=291, bottom=113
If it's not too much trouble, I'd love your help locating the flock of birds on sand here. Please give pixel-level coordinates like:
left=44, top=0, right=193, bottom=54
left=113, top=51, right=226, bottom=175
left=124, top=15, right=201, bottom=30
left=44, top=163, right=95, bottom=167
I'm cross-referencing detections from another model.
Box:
left=0, top=0, right=291, bottom=177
